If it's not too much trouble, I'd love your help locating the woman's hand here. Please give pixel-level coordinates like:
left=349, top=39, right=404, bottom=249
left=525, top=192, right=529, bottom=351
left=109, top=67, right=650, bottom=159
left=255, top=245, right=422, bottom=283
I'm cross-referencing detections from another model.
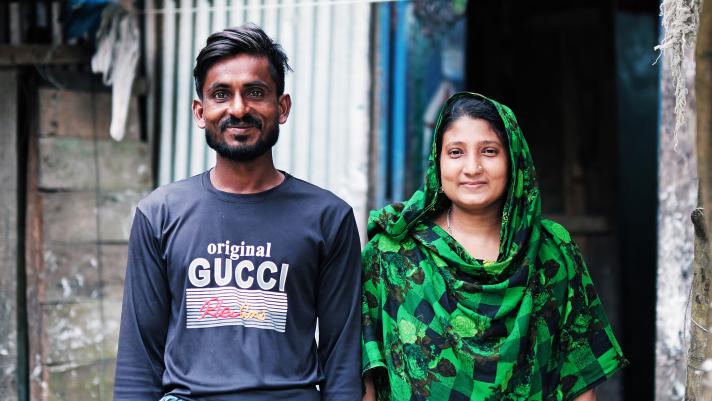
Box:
left=574, top=389, right=596, bottom=401
left=362, top=374, right=376, bottom=401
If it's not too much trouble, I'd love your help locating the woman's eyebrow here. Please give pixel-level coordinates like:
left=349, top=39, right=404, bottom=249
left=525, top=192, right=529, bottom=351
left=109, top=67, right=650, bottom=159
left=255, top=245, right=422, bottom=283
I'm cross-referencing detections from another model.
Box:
left=444, top=140, right=466, bottom=147
left=444, top=140, right=502, bottom=147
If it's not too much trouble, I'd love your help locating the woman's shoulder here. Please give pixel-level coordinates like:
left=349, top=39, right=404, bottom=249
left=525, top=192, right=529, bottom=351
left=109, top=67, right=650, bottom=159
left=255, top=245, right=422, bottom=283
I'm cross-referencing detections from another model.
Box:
left=538, top=218, right=585, bottom=266
left=539, top=219, right=589, bottom=280
left=540, top=218, right=575, bottom=246
left=363, top=232, right=412, bottom=257
left=362, top=232, right=423, bottom=274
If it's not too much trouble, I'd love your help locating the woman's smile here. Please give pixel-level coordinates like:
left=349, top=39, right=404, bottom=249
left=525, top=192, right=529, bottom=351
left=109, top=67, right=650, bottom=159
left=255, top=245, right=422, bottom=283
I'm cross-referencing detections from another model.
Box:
left=460, top=180, right=487, bottom=188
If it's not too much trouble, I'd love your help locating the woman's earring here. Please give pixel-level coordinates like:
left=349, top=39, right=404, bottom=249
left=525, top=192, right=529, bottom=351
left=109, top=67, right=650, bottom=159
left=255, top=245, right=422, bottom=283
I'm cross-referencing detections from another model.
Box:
left=438, top=186, right=444, bottom=193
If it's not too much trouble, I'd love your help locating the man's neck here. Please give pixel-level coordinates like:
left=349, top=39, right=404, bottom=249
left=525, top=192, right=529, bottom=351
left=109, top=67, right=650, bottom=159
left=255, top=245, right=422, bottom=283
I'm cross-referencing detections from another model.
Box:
left=210, top=153, right=284, bottom=194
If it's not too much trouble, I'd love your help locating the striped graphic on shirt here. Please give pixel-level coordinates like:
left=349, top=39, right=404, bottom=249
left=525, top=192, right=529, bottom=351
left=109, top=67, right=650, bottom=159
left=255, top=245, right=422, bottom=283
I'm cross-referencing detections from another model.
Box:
left=186, top=287, right=288, bottom=332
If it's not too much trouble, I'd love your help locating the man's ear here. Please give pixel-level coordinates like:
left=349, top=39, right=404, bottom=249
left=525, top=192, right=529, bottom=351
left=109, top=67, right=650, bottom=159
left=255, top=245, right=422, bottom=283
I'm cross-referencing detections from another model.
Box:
left=193, top=98, right=206, bottom=128
left=278, top=94, right=291, bottom=124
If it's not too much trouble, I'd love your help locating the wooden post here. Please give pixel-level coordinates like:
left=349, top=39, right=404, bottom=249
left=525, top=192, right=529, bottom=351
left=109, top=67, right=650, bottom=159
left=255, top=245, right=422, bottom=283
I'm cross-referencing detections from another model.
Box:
left=690, top=206, right=710, bottom=401
left=690, top=0, right=712, bottom=400
left=0, top=68, right=19, bottom=401
left=696, top=0, right=712, bottom=258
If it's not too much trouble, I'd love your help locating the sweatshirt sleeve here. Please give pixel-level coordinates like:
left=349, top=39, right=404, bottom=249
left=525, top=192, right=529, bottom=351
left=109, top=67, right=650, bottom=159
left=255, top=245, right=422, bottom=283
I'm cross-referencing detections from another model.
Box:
left=316, top=209, right=363, bottom=401
left=114, top=209, right=170, bottom=401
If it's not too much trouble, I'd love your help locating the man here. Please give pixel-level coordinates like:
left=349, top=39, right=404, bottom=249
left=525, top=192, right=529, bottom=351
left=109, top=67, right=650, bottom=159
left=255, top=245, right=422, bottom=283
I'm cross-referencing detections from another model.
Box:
left=114, top=24, right=362, bottom=401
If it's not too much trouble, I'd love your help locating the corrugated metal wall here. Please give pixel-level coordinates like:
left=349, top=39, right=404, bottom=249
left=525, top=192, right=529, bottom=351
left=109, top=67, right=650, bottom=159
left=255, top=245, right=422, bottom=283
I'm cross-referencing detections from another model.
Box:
left=145, top=0, right=372, bottom=234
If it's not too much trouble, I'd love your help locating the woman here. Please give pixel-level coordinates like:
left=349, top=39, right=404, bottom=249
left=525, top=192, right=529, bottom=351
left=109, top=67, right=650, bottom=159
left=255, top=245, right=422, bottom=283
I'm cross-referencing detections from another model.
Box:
left=361, top=93, right=626, bottom=401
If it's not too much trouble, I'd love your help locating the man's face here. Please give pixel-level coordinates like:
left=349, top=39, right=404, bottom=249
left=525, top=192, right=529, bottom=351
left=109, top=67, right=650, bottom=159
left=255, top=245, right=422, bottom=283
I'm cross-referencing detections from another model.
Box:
left=192, top=54, right=291, bottom=162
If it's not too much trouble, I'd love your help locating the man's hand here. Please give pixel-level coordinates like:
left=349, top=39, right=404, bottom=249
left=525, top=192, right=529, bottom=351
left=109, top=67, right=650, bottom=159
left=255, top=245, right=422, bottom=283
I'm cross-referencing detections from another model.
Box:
left=574, top=389, right=596, bottom=401
left=362, top=374, right=376, bottom=401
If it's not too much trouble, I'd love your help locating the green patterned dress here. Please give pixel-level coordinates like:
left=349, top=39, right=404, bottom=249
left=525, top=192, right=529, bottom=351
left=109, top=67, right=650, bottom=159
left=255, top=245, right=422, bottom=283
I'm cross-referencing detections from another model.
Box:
left=361, top=93, right=627, bottom=401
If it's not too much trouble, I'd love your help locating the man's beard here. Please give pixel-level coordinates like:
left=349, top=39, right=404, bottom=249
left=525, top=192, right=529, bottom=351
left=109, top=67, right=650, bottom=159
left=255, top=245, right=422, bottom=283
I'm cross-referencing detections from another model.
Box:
left=205, top=115, right=279, bottom=162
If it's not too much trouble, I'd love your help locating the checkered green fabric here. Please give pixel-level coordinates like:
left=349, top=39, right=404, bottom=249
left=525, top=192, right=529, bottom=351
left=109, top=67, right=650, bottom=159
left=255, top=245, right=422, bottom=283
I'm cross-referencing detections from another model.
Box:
left=362, top=93, right=626, bottom=401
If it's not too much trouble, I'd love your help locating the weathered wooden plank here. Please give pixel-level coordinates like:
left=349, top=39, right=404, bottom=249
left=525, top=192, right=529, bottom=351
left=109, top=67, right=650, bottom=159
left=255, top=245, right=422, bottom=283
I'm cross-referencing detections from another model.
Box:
left=42, top=243, right=129, bottom=304
left=97, top=141, right=152, bottom=190
left=100, top=300, right=122, bottom=359
left=39, top=137, right=151, bottom=191
left=42, top=191, right=146, bottom=244
left=100, top=245, right=128, bottom=303
left=38, top=138, right=97, bottom=190
left=98, top=191, right=147, bottom=243
left=42, top=244, right=100, bottom=303
left=0, top=359, right=18, bottom=401
left=0, top=67, right=19, bottom=401
left=101, top=359, right=116, bottom=401
left=43, top=192, right=98, bottom=243
left=38, top=88, right=111, bottom=138
left=30, top=72, right=152, bottom=401
left=691, top=0, right=712, bottom=399
left=43, top=302, right=103, bottom=365
left=38, top=88, right=141, bottom=140
left=46, top=361, right=112, bottom=401
left=0, top=45, right=92, bottom=66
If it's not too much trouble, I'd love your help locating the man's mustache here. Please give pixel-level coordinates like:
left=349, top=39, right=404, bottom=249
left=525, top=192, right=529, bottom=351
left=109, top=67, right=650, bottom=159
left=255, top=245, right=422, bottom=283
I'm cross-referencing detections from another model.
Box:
left=219, top=115, right=262, bottom=131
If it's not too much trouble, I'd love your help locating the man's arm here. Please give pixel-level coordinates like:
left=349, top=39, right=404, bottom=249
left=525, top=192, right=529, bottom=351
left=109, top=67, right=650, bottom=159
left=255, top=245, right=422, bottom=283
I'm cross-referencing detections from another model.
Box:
left=114, top=210, right=170, bottom=400
left=317, top=210, right=363, bottom=401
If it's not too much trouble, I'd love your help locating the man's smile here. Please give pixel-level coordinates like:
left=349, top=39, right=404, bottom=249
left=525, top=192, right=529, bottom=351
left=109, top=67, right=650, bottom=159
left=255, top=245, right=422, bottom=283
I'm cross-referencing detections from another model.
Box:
left=224, top=126, right=257, bottom=136
left=219, top=115, right=263, bottom=133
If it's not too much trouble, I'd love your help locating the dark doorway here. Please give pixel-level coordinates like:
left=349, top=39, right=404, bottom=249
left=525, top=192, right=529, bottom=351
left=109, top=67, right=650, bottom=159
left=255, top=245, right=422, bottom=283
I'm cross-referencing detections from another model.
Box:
left=465, top=1, right=659, bottom=400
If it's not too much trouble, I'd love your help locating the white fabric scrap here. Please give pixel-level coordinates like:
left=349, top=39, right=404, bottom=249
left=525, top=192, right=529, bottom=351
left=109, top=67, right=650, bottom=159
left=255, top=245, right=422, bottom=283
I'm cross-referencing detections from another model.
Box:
left=654, top=0, right=701, bottom=149
left=91, top=3, right=139, bottom=141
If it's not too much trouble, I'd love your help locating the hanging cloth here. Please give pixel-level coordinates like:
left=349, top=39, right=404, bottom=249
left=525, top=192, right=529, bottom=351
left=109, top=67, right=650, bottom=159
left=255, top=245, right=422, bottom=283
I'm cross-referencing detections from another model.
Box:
left=91, top=2, right=139, bottom=141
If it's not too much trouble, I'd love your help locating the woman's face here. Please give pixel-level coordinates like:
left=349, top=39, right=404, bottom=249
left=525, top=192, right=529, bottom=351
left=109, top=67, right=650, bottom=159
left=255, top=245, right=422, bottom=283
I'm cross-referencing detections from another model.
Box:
left=439, top=116, right=509, bottom=213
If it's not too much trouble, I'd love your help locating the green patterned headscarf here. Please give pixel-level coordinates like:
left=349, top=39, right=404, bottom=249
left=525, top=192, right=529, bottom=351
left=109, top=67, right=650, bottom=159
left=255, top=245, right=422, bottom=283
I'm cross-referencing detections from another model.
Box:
left=362, top=92, right=626, bottom=401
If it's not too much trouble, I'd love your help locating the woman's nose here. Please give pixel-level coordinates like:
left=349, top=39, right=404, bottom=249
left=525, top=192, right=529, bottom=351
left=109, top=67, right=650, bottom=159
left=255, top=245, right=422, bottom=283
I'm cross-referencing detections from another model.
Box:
left=463, top=155, right=482, bottom=174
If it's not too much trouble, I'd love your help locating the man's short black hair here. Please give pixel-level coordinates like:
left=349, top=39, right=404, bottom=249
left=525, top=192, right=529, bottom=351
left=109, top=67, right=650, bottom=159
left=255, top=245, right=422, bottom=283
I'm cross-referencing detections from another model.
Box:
left=193, top=24, right=292, bottom=99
